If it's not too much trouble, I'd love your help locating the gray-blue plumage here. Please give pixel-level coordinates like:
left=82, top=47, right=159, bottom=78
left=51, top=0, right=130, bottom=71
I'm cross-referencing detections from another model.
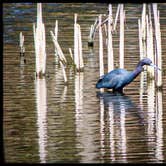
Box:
left=96, top=58, right=160, bottom=92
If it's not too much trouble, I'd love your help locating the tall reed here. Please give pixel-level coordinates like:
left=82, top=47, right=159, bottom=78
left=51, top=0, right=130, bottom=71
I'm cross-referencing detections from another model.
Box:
left=33, top=3, right=47, bottom=77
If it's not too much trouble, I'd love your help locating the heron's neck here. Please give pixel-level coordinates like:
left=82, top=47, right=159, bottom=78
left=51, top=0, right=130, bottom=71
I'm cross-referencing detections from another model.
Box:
left=132, top=66, right=144, bottom=79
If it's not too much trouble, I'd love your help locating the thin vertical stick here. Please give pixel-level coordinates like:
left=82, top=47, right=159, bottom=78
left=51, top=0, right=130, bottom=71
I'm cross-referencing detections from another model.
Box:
left=104, top=23, right=107, bottom=45
left=74, top=14, right=79, bottom=70
left=142, top=4, right=146, bottom=57
left=119, top=4, right=124, bottom=68
left=33, top=23, right=39, bottom=75
left=54, top=20, right=58, bottom=63
left=146, top=15, right=152, bottom=77
left=149, top=6, right=154, bottom=78
left=77, top=24, right=84, bottom=70
left=107, top=4, right=114, bottom=72
left=157, top=10, right=162, bottom=87
left=138, top=19, right=143, bottom=60
left=74, top=14, right=84, bottom=72
left=152, top=4, right=162, bottom=87
left=99, top=14, right=104, bottom=79
left=42, top=22, right=46, bottom=75
left=54, top=20, right=58, bottom=41
left=141, top=4, right=146, bottom=41
left=99, top=15, right=104, bottom=77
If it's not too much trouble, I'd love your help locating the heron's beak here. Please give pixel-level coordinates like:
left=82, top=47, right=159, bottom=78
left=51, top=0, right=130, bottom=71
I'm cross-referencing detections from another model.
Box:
left=150, top=63, right=161, bottom=71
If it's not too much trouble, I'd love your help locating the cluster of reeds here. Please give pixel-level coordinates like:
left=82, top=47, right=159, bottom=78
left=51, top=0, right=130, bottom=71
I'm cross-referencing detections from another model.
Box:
left=32, top=3, right=84, bottom=84
left=89, top=3, right=162, bottom=88
left=24, top=3, right=162, bottom=88
left=94, top=4, right=125, bottom=79
left=138, top=3, right=162, bottom=87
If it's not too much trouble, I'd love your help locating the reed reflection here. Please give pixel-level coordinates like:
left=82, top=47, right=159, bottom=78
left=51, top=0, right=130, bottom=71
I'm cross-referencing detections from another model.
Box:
left=20, top=56, right=25, bottom=80
left=35, top=77, right=47, bottom=163
left=147, top=80, right=155, bottom=146
left=75, top=72, right=98, bottom=163
left=155, top=90, right=163, bottom=162
left=147, top=80, right=164, bottom=162
left=97, top=91, right=145, bottom=162
left=139, top=72, right=147, bottom=110
left=99, top=95, right=105, bottom=159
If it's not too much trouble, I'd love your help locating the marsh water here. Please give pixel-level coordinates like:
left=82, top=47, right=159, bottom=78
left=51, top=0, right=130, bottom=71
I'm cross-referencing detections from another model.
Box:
left=3, top=3, right=166, bottom=163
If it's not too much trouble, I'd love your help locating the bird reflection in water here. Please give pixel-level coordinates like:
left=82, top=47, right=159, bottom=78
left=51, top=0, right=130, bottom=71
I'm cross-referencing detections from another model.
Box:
left=97, top=91, right=145, bottom=124
left=97, top=91, right=145, bottom=162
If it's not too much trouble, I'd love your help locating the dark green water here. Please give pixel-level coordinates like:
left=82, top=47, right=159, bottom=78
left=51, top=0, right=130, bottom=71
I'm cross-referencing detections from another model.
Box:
left=3, top=3, right=166, bottom=163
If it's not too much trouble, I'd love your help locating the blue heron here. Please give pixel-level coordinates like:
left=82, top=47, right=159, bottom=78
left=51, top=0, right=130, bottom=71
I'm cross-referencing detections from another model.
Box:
left=96, top=58, right=160, bottom=93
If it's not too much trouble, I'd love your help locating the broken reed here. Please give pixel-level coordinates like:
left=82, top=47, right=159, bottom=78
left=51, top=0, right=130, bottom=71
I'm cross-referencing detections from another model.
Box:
left=88, top=18, right=98, bottom=47
left=50, top=30, right=67, bottom=84
left=33, top=3, right=47, bottom=78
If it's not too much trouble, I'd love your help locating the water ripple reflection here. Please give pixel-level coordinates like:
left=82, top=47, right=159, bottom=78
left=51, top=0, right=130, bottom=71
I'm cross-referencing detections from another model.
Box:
left=97, top=91, right=147, bottom=163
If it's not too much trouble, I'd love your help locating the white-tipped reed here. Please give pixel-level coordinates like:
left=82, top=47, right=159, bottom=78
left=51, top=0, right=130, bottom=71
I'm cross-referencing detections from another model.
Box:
left=107, top=4, right=114, bottom=72
left=119, top=4, right=124, bottom=68
left=33, top=3, right=47, bottom=77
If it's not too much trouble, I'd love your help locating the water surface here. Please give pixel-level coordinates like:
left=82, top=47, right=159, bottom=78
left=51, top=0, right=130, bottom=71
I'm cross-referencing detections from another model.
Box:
left=3, top=3, right=166, bottom=163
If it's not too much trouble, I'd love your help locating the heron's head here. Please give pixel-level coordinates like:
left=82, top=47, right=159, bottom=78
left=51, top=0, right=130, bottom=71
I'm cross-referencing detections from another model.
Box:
left=138, top=58, right=161, bottom=70
left=140, top=58, right=152, bottom=66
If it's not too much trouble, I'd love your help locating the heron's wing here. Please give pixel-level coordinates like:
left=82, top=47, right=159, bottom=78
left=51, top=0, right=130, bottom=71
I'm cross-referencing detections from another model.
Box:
left=99, top=73, right=121, bottom=88
left=96, top=69, right=129, bottom=89
left=103, top=70, right=129, bottom=88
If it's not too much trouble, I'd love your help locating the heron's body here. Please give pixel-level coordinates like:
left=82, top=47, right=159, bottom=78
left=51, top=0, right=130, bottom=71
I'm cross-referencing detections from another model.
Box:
left=96, top=58, right=159, bottom=93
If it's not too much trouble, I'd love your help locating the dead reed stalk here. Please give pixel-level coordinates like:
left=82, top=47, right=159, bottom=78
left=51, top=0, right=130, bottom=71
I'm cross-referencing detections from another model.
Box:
left=33, top=3, right=47, bottom=77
